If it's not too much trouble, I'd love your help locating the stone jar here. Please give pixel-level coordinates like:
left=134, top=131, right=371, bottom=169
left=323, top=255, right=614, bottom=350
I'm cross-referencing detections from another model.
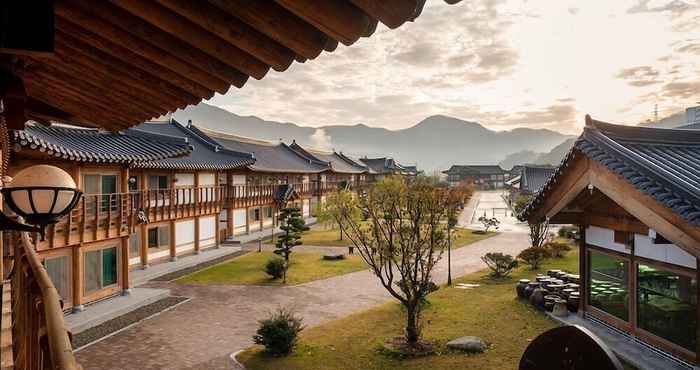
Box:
left=567, top=292, right=580, bottom=312
left=544, top=295, right=559, bottom=312
left=529, top=287, right=547, bottom=309
left=524, top=282, right=540, bottom=299
left=516, top=279, right=530, bottom=299
left=552, top=299, right=569, bottom=317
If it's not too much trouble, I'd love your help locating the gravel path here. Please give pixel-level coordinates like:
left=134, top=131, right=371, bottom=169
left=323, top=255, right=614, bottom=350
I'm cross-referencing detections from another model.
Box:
left=76, top=193, right=529, bottom=370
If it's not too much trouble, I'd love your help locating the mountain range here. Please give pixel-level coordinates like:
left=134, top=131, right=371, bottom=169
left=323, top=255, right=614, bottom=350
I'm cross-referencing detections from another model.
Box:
left=172, top=103, right=575, bottom=173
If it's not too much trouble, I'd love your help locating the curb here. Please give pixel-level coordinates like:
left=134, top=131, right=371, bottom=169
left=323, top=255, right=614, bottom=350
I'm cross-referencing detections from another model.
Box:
left=228, top=350, right=246, bottom=369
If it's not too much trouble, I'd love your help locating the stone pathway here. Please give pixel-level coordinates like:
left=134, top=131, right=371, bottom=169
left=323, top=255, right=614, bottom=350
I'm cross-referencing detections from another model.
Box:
left=76, top=194, right=530, bottom=370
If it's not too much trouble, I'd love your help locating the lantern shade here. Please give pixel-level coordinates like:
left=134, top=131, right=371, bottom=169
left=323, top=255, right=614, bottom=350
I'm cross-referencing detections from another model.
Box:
left=3, top=165, right=81, bottom=227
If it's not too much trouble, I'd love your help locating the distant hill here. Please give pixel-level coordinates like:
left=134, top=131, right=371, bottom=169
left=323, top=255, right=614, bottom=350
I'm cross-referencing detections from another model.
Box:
left=499, top=138, right=576, bottom=170
left=173, top=103, right=575, bottom=172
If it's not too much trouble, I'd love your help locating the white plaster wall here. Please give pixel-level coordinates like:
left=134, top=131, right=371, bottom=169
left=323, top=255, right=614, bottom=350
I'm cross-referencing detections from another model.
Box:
left=175, top=173, right=195, bottom=205
left=634, top=234, right=696, bottom=269
left=199, top=173, right=215, bottom=186
left=175, top=173, right=195, bottom=186
left=175, top=219, right=195, bottom=254
left=232, top=175, right=246, bottom=185
left=302, top=175, right=310, bottom=183
left=148, top=249, right=170, bottom=261
left=199, top=216, right=216, bottom=248
left=129, top=256, right=141, bottom=266
left=303, top=199, right=310, bottom=217
left=585, top=226, right=630, bottom=254
left=233, top=209, right=246, bottom=227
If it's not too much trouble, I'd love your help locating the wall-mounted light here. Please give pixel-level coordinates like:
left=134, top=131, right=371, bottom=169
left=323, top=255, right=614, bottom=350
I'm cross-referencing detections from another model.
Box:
left=1, top=165, right=82, bottom=239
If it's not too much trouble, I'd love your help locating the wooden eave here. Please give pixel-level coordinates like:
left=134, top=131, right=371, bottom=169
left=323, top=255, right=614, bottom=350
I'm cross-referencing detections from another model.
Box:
left=528, top=155, right=700, bottom=258
left=0, top=0, right=455, bottom=131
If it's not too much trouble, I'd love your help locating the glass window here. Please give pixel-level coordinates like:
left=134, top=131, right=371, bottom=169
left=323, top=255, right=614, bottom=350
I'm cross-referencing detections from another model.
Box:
left=84, top=247, right=119, bottom=294
left=637, top=264, right=697, bottom=351
left=45, top=256, right=71, bottom=304
left=147, top=225, right=169, bottom=251
left=589, top=250, right=629, bottom=321
left=129, top=231, right=141, bottom=257
left=148, top=175, right=169, bottom=190
left=84, top=250, right=101, bottom=293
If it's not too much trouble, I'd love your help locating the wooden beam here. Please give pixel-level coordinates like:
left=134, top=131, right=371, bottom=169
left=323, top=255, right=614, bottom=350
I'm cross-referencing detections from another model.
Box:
left=545, top=168, right=590, bottom=219
left=350, top=0, right=420, bottom=29
left=55, top=18, right=213, bottom=102
left=25, top=97, right=72, bottom=121
left=156, top=0, right=295, bottom=72
left=0, top=70, right=28, bottom=130
left=53, top=34, right=193, bottom=109
left=55, top=0, right=244, bottom=91
left=110, top=0, right=269, bottom=80
left=276, top=0, right=372, bottom=45
left=588, top=160, right=700, bottom=257
left=529, top=154, right=589, bottom=222
left=209, top=0, right=327, bottom=60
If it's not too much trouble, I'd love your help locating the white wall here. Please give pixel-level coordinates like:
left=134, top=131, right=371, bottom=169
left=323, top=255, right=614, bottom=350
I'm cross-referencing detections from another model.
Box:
left=199, top=216, right=216, bottom=248
left=199, top=172, right=215, bottom=186
left=232, top=175, right=246, bottom=185
left=586, top=226, right=696, bottom=269
left=233, top=208, right=246, bottom=235
left=303, top=199, right=310, bottom=217
left=635, top=233, right=696, bottom=269
left=175, top=219, right=195, bottom=254
left=176, top=173, right=195, bottom=204
left=586, top=226, right=630, bottom=254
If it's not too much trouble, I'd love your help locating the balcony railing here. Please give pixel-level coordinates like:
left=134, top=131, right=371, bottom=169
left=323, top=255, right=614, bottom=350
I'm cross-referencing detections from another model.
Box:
left=10, top=231, right=82, bottom=370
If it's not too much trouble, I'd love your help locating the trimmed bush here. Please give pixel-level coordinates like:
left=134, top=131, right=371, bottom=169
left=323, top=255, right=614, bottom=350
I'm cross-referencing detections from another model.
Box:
left=546, top=241, right=571, bottom=258
left=265, top=257, right=285, bottom=279
left=253, top=308, right=304, bottom=356
left=518, top=247, right=550, bottom=270
left=557, top=225, right=578, bottom=239
left=481, top=252, right=518, bottom=278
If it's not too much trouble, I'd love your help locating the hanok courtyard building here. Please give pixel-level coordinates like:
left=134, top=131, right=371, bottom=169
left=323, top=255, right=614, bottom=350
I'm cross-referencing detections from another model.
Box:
left=443, top=164, right=508, bottom=189
left=522, top=116, right=700, bottom=367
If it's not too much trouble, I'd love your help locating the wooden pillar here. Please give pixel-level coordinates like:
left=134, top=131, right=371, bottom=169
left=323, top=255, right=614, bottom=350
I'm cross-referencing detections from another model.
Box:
left=194, top=173, right=200, bottom=254
left=245, top=206, right=250, bottom=235
left=226, top=208, right=234, bottom=239
left=120, top=236, right=130, bottom=295
left=578, top=224, right=586, bottom=317
left=140, top=224, right=148, bottom=268
left=71, top=244, right=84, bottom=312
left=169, top=220, right=177, bottom=261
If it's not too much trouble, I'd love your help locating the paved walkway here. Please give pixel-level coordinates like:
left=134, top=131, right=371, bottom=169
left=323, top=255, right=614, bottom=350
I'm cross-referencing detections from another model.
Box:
left=76, top=193, right=530, bottom=370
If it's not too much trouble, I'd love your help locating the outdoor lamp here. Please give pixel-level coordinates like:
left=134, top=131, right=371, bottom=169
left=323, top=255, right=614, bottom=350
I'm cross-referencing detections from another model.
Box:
left=0, top=164, right=82, bottom=239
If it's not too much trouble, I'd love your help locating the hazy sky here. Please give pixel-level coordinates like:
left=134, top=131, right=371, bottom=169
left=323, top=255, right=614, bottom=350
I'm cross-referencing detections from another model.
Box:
left=206, top=0, right=700, bottom=135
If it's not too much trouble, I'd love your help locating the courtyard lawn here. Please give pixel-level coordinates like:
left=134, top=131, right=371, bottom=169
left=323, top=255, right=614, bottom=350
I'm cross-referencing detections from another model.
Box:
left=239, top=248, right=580, bottom=370
left=300, top=226, right=494, bottom=249
left=176, top=251, right=367, bottom=286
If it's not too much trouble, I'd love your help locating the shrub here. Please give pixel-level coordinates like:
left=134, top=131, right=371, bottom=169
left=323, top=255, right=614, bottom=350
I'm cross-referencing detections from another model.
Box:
left=253, top=307, right=304, bottom=356
left=557, top=225, right=578, bottom=239
left=481, top=252, right=518, bottom=278
left=546, top=241, right=571, bottom=258
left=478, top=216, right=500, bottom=233
left=518, top=247, right=550, bottom=270
left=265, top=257, right=285, bottom=279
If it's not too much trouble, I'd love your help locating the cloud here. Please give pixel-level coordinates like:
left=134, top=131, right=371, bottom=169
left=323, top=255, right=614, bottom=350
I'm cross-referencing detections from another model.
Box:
left=616, top=66, right=662, bottom=86
left=660, top=80, right=700, bottom=99
left=627, top=0, right=693, bottom=15
left=676, top=42, right=700, bottom=54
left=391, top=42, right=440, bottom=67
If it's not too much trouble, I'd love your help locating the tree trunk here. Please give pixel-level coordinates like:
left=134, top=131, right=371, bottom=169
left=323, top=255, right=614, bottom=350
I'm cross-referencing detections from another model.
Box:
left=405, top=302, right=419, bottom=344
left=447, top=227, right=452, bottom=286
left=339, top=223, right=343, bottom=240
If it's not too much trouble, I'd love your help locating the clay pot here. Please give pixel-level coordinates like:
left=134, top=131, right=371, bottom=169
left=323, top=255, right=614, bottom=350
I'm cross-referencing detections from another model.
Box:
left=547, top=269, right=561, bottom=278
left=535, top=275, right=548, bottom=283
left=561, top=288, right=575, bottom=298
left=552, top=299, right=569, bottom=317
left=544, top=295, right=559, bottom=312
left=516, top=279, right=530, bottom=299
left=546, top=284, right=566, bottom=294
left=524, top=282, right=540, bottom=299
left=529, top=287, right=547, bottom=309
left=567, top=292, right=580, bottom=312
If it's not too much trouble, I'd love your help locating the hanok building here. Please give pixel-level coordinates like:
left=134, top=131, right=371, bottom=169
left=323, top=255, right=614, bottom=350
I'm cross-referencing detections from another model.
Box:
left=506, top=164, right=557, bottom=202
left=521, top=116, right=700, bottom=367
left=7, top=123, right=194, bottom=311
left=443, top=164, right=508, bottom=189
left=359, top=157, right=414, bottom=180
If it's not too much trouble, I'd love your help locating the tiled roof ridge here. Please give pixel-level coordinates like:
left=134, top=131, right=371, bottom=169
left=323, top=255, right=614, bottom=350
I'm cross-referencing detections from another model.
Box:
left=196, top=126, right=279, bottom=146
left=287, top=141, right=331, bottom=167
left=520, top=116, right=700, bottom=226
left=168, top=119, right=254, bottom=160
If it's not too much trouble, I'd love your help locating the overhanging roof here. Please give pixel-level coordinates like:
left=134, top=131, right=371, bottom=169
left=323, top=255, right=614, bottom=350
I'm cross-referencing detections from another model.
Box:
left=521, top=116, right=700, bottom=227
left=1, top=0, right=458, bottom=131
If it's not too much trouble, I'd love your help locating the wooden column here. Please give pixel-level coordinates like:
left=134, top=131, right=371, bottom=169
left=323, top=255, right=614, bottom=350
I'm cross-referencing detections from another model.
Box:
left=245, top=207, right=250, bottom=235
left=140, top=171, right=149, bottom=268
left=578, top=224, right=586, bottom=317
left=71, top=244, right=84, bottom=312
left=169, top=220, right=177, bottom=261
left=120, top=236, right=130, bottom=295
left=226, top=207, right=234, bottom=239
left=194, top=173, right=200, bottom=254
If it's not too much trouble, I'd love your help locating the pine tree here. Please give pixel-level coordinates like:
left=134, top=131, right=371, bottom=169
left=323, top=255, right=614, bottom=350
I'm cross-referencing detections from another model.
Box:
left=274, top=206, right=308, bottom=283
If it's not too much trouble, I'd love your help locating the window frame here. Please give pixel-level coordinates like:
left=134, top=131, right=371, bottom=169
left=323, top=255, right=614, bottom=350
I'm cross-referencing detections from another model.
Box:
left=83, top=244, right=120, bottom=296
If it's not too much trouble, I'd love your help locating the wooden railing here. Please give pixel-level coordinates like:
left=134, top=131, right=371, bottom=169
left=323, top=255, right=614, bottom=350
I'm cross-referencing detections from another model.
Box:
left=10, top=231, right=81, bottom=370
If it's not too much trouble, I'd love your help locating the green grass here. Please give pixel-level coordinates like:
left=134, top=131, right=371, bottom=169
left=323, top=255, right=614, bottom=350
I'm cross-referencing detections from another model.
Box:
left=239, top=248, right=581, bottom=370
left=176, top=252, right=367, bottom=286
left=300, top=226, right=494, bottom=249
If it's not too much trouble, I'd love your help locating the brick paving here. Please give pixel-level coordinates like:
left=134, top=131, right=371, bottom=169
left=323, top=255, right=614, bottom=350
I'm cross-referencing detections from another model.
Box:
left=76, top=192, right=530, bottom=370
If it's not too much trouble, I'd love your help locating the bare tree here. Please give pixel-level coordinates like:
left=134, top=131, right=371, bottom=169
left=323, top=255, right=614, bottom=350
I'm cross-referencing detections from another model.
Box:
left=336, top=176, right=451, bottom=350
left=529, top=219, right=550, bottom=248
